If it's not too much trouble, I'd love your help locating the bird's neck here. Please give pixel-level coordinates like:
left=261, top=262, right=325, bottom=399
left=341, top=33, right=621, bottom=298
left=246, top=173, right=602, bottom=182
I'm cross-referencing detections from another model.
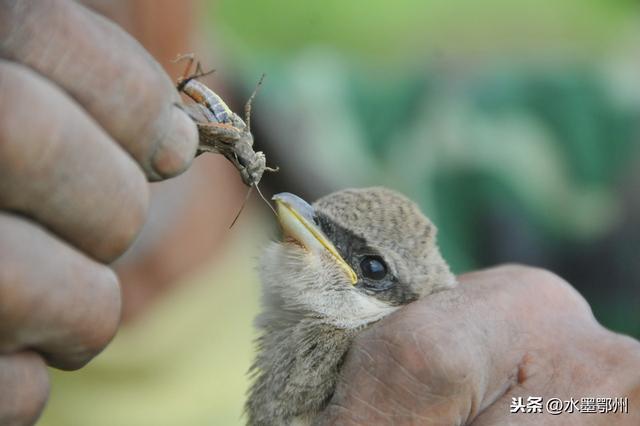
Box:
left=246, top=318, right=356, bottom=425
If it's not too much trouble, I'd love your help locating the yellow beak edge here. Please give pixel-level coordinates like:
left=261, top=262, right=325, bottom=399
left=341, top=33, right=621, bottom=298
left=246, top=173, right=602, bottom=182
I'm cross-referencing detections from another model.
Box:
left=272, top=193, right=358, bottom=285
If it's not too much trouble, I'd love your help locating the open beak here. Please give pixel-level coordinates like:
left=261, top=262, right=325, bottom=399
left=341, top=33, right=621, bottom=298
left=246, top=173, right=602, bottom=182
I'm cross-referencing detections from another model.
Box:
left=272, top=193, right=358, bottom=284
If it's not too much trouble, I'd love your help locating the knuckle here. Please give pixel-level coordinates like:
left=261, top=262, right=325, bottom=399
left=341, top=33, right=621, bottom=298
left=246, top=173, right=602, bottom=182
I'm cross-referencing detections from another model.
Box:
left=498, top=263, right=565, bottom=294
left=82, top=162, right=149, bottom=263
left=0, top=217, right=121, bottom=370
left=522, top=266, right=578, bottom=298
left=18, top=360, right=49, bottom=424
left=513, top=264, right=564, bottom=286
left=0, top=352, right=50, bottom=425
left=502, top=264, right=592, bottom=317
left=49, top=267, right=121, bottom=371
left=495, top=263, right=556, bottom=281
left=96, top=177, right=149, bottom=262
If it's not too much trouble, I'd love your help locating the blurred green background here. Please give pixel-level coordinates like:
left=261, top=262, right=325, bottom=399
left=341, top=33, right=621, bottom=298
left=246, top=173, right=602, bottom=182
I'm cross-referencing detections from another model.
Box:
left=40, top=0, right=640, bottom=425
left=212, top=0, right=640, bottom=335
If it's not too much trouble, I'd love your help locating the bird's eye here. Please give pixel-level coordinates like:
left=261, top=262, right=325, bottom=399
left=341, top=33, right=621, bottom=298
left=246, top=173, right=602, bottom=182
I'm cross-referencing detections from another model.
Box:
left=360, top=256, right=387, bottom=280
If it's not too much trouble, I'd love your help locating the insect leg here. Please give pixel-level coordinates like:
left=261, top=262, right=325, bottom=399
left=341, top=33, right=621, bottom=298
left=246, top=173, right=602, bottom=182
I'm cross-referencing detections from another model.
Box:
left=197, top=122, right=242, bottom=145
left=244, top=73, right=266, bottom=132
left=172, top=53, right=196, bottom=82
left=172, top=53, right=216, bottom=88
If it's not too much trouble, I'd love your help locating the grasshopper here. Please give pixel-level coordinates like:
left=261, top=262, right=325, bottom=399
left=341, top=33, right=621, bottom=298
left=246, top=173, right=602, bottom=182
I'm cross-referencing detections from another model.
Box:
left=173, top=54, right=278, bottom=225
left=173, top=53, right=278, bottom=188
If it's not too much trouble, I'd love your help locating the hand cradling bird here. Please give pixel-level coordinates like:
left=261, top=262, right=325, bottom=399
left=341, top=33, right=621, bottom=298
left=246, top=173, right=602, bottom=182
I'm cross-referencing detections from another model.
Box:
left=247, top=187, right=457, bottom=425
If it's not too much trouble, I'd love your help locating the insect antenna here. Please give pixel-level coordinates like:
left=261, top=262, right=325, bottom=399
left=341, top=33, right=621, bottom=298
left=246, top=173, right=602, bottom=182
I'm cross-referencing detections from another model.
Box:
left=229, top=186, right=254, bottom=229
left=228, top=182, right=277, bottom=229
left=254, top=182, right=277, bottom=217
left=244, top=73, right=266, bottom=132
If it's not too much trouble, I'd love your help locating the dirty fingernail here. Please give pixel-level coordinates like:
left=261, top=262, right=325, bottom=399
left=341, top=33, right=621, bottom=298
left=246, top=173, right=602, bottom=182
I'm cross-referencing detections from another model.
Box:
left=150, top=106, right=198, bottom=180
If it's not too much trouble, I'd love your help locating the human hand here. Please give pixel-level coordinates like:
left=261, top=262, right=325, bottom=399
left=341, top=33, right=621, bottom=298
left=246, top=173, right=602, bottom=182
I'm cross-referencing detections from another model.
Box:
left=0, top=0, right=198, bottom=424
left=319, top=265, right=640, bottom=425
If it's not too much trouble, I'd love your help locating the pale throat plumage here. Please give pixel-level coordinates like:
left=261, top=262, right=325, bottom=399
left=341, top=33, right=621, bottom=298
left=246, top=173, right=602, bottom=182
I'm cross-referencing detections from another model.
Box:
left=246, top=187, right=456, bottom=426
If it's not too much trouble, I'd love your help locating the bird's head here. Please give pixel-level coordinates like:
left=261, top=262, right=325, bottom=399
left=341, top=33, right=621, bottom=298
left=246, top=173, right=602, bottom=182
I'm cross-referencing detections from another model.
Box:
left=259, top=187, right=455, bottom=329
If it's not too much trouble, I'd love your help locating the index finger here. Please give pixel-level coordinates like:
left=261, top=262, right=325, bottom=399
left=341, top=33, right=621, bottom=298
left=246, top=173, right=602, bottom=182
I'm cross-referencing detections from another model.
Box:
left=0, top=0, right=198, bottom=180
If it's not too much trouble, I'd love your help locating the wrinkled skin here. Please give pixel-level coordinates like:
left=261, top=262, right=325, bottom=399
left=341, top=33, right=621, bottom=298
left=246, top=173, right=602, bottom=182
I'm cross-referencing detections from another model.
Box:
left=0, top=0, right=198, bottom=424
left=318, top=265, right=640, bottom=426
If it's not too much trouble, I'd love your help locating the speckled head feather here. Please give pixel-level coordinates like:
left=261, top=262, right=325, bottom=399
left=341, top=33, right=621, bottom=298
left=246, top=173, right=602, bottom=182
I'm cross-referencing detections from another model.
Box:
left=313, top=187, right=455, bottom=303
left=246, top=187, right=456, bottom=426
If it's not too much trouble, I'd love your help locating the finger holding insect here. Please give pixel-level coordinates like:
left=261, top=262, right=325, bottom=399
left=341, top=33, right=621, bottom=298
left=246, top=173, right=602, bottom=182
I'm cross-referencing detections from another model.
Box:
left=0, top=0, right=198, bottom=180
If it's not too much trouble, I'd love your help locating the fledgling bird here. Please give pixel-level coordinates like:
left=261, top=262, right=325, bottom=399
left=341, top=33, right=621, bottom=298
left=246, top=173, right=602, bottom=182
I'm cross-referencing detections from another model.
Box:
left=247, top=187, right=456, bottom=425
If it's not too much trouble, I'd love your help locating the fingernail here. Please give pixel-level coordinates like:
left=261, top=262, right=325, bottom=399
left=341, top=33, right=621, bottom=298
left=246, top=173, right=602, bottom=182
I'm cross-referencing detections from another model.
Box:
left=150, top=106, right=198, bottom=179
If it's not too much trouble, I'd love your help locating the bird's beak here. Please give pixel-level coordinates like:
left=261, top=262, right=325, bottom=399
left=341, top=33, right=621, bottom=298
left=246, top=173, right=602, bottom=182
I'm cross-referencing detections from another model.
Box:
left=272, top=193, right=358, bottom=284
